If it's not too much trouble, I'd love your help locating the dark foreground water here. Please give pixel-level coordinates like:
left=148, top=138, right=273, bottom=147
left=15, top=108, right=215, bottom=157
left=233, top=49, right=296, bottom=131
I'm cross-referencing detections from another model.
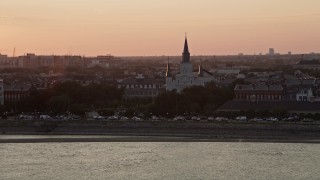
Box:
left=1, top=136, right=320, bottom=180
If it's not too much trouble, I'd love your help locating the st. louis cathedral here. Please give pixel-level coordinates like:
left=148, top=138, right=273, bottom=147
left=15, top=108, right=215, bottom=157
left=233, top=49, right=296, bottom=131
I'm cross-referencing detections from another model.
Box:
left=165, top=37, right=217, bottom=92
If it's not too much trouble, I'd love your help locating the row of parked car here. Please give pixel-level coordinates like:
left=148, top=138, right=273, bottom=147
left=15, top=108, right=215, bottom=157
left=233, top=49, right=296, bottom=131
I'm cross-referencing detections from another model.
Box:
left=13, top=114, right=315, bottom=123
left=16, top=114, right=81, bottom=120
left=248, top=116, right=314, bottom=122
left=171, top=115, right=315, bottom=122
left=93, top=115, right=160, bottom=121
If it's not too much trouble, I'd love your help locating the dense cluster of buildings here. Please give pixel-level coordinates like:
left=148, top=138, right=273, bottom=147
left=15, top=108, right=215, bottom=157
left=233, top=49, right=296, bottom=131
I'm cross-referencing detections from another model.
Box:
left=1, top=37, right=320, bottom=115
left=218, top=69, right=320, bottom=115
left=162, top=38, right=320, bottom=115
left=0, top=54, right=121, bottom=69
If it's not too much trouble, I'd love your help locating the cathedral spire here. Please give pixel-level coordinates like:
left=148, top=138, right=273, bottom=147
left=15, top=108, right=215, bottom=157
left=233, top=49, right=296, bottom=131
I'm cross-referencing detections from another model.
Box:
left=183, top=35, right=189, bottom=54
left=182, top=34, right=190, bottom=63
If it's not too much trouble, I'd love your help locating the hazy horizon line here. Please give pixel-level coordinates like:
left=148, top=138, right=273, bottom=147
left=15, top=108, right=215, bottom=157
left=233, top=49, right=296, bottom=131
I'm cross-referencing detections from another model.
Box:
left=0, top=52, right=317, bottom=58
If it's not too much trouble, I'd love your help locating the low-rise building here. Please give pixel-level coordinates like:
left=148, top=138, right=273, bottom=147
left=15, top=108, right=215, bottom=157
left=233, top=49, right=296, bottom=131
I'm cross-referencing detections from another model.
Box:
left=210, top=67, right=241, bottom=75
left=17, top=54, right=85, bottom=68
left=234, top=84, right=284, bottom=101
left=4, top=83, right=35, bottom=103
left=293, top=59, right=320, bottom=70
left=118, top=74, right=165, bottom=99
left=296, top=88, right=314, bottom=102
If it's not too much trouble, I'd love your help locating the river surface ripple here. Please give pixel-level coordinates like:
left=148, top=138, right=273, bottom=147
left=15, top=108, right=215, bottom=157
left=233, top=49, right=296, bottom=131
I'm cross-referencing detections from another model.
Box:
left=1, top=139, right=320, bottom=179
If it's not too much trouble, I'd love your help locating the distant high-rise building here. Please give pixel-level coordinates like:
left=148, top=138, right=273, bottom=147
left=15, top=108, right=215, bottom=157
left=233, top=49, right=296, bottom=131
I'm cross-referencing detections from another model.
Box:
left=269, top=48, right=275, bottom=56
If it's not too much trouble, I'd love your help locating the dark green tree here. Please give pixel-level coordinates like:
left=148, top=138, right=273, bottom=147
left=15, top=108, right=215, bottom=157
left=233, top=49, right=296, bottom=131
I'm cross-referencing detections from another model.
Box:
left=68, top=103, right=88, bottom=116
left=47, top=95, right=71, bottom=114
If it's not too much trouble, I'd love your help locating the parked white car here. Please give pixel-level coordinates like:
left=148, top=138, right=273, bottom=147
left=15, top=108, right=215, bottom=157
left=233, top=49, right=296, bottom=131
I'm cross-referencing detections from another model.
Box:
left=207, top=116, right=215, bottom=121
left=119, top=116, right=129, bottom=121
left=93, top=115, right=105, bottom=120
left=40, top=115, right=51, bottom=120
left=215, top=117, right=228, bottom=121
left=236, top=116, right=247, bottom=121
left=132, top=116, right=142, bottom=121
left=19, top=114, right=34, bottom=120
left=108, top=115, right=119, bottom=120
left=173, top=116, right=185, bottom=121
left=267, top=117, right=278, bottom=122
left=191, top=116, right=201, bottom=121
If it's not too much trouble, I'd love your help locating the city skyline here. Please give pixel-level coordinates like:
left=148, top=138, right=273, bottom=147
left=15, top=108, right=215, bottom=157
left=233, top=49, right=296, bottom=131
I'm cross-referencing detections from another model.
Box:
left=1, top=0, right=320, bottom=56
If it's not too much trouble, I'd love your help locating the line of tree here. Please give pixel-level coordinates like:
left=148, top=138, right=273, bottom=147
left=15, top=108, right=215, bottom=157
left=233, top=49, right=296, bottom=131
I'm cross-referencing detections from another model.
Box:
left=2, top=81, right=235, bottom=117
left=4, top=81, right=123, bottom=115
left=121, top=83, right=234, bottom=118
left=151, top=83, right=234, bottom=117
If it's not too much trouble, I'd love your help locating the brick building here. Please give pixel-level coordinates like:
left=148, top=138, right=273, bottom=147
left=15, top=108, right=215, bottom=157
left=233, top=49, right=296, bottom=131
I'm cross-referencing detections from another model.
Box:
left=4, top=83, right=35, bottom=103
left=118, top=74, right=165, bottom=99
left=234, top=84, right=284, bottom=101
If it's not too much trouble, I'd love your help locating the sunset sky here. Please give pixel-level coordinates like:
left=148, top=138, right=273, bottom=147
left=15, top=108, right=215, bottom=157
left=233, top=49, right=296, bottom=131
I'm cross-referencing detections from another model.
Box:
left=1, top=0, right=320, bottom=56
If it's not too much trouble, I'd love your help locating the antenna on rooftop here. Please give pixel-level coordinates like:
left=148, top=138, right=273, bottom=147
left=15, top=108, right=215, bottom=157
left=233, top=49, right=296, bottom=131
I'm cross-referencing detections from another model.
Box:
left=12, top=47, right=16, bottom=57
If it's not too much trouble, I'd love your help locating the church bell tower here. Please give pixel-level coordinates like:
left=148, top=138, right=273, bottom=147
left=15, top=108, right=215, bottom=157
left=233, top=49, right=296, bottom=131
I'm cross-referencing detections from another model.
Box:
left=182, top=36, right=190, bottom=63
left=180, top=35, right=193, bottom=75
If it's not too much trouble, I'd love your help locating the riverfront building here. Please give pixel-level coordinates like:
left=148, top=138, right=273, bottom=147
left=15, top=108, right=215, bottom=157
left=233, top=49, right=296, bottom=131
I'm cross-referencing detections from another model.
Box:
left=234, top=84, right=284, bottom=101
left=294, top=59, right=320, bottom=70
left=118, top=74, right=165, bottom=99
left=3, top=83, right=35, bottom=104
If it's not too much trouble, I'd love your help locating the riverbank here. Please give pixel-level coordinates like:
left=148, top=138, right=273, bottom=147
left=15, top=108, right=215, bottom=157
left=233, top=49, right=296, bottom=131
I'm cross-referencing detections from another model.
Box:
left=1, top=120, right=320, bottom=142
left=1, top=134, right=320, bottom=143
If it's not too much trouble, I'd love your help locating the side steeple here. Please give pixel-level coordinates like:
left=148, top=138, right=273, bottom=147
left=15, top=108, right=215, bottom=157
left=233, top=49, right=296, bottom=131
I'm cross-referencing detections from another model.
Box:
left=166, top=59, right=171, bottom=77
left=198, top=59, right=204, bottom=77
left=182, top=35, right=190, bottom=63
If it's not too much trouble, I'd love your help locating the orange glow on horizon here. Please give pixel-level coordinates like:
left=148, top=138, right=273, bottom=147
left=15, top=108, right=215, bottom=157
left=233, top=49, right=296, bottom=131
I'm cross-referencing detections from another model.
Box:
left=1, top=0, right=320, bottom=56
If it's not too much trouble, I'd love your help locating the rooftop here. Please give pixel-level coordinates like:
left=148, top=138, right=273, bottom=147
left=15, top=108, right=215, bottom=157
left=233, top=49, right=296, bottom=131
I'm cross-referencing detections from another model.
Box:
left=4, top=83, right=33, bottom=91
left=297, top=60, right=320, bottom=65
left=235, top=84, right=283, bottom=91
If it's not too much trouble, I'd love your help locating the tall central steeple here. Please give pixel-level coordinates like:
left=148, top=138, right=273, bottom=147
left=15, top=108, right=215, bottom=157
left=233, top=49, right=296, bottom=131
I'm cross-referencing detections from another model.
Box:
left=182, top=35, right=190, bottom=63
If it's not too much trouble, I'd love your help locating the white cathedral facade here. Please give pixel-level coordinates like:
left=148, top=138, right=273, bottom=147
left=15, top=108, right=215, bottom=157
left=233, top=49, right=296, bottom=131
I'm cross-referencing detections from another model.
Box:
left=165, top=37, right=217, bottom=92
